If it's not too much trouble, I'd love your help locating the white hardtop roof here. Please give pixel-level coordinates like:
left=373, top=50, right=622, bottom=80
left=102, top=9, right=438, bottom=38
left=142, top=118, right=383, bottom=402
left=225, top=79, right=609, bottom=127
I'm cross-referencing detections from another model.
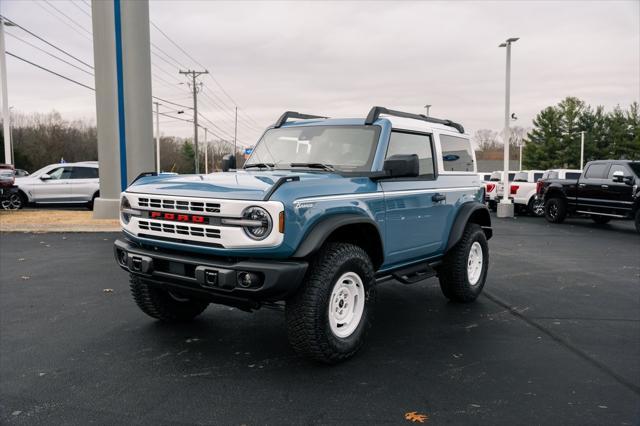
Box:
left=383, top=116, right=469, bottom=137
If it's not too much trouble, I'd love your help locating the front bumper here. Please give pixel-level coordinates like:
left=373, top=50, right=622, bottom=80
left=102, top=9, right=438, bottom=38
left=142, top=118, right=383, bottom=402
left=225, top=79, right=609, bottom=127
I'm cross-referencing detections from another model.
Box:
left=114, top=238, right=308, bottom=307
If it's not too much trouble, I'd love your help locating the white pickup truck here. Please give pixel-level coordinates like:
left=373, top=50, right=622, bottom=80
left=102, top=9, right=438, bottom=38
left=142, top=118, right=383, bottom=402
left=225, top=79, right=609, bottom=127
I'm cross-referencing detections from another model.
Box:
left=512, top=169, right=582, bottom=216
left=485, top=170, right=516, bottom=211
left=509, top=170, right=545, bottom=216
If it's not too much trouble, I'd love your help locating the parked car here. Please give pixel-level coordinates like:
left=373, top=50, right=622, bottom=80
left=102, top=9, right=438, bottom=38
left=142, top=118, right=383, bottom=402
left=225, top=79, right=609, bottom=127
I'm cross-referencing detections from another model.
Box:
left=14, top=161, right=100, bottom=210
left=478, top=172, right=491, bottom=182
left=538, top=160, right=639, bottom=232
left=484, top=170, right=516, bottom=210
left=510, top=170, right=545, bottom=216
left=0, top=164, right=21, bottom=210
left=114, top=107, right=492, bottom=363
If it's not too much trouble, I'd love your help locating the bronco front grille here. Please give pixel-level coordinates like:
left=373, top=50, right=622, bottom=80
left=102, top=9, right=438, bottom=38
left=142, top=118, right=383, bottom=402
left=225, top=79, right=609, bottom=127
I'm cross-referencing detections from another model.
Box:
left=138, top=220, right=221, bottom=239
left=138, top=197, right=221, bottom=213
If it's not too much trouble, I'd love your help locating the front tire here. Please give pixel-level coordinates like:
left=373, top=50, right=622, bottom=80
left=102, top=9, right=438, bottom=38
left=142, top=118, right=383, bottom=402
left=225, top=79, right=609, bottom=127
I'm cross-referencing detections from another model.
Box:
left=528, top=197, right=545, bottom=217
left=544, top=197, right=567, bottom=223
left=285, top=243, right=375, bottom=364
left=2, top=192, right=24, bottom=210
left=129, top=275, right=209, bottom=321
left=438, top=223, right=489, bottom=303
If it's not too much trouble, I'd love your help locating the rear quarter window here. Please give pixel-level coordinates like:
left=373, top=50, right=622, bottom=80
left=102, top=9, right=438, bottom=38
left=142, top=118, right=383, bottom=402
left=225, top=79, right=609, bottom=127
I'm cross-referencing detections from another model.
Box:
left=440, top=134, right=474, bottom=172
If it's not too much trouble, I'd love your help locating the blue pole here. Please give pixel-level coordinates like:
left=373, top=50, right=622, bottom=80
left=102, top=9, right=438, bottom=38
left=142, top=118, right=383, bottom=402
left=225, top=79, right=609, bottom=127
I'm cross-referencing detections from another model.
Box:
left=113, top=0, right=127, bottom=191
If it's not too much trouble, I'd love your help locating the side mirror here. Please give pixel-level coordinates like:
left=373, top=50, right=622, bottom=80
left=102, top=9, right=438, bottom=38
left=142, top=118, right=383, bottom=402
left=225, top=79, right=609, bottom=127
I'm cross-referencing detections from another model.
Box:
left=382, top=154, right=419, bottom=178
left=221, top=154, right=236, bottom=172
left=40, top=173, right=51, bottom=181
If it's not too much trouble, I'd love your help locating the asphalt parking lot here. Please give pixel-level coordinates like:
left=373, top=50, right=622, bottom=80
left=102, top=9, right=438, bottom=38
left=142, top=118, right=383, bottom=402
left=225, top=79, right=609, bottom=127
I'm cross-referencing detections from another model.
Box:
left=1, top=215, right=638, bottom=425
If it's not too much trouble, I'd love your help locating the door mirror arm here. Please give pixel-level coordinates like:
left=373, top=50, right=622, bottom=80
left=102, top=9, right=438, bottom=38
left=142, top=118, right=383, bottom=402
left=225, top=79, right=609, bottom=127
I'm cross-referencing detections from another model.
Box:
left=40, top=174, right=52, bottom=181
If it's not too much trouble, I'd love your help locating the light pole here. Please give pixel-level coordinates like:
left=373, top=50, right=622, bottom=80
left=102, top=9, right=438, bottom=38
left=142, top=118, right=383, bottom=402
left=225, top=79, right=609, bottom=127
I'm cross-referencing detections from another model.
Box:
left=497, top=37, right=519, bottom=218
left=424, top=104, right=431, bottom=117
left=204, top=127, right=208, bottom=174
left=0, top=16, right=15, bottom=164
left=563, top=130, right=585, bottom=170
left=154, top=101, right=160, bottom=172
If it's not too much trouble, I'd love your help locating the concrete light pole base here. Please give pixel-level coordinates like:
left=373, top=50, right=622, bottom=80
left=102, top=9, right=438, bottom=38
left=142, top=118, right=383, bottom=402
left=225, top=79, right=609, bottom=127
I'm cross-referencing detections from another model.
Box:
left=496, top=202, right=515, bottom=218
left=93, top=198, right=120, bottom=219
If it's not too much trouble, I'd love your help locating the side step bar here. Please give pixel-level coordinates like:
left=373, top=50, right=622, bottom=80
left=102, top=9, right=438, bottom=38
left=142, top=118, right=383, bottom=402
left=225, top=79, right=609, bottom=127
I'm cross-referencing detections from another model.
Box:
left=390, top=262, right=439, bottom=284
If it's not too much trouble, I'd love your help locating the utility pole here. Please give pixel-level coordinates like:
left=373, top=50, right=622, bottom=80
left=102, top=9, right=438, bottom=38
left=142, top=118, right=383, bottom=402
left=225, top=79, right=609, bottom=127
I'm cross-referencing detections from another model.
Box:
left=580, top=130, right=585, bottom=170
left=0, top=15, right=13, bottom=164
left=204, top=127, right=208, bottom=174
left=154, top=101, right=160, bottom=172
left=497, top=37, right=519, bottom=218
left=179, top=69, right=208, bottom=173
left=234, top=106, right=238, bottom=168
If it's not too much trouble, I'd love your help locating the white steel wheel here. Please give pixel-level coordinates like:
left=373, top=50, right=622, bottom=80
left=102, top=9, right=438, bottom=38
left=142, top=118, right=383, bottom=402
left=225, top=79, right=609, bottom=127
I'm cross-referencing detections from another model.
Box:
left=467, top=241, right=484, bottom=286
left=328, top=272, right=365, bottom=338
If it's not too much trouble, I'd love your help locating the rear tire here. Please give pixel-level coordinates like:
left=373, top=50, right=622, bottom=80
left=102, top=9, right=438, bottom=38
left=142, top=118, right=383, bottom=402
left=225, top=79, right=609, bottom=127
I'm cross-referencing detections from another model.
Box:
left=544, top=197, right=567, bottom=223
left=129, top=274, right=209, bottom=321
left=438, top=223, right=489, bottom=303
left=285, top=243, right=375, bottom=364
left=634, top=210, right=640, bottom=234
left=528, top=197, right=545, bottom=217
left=591, top=215, right=611, bottom=225
left=87, top=191, right=99, bottom=211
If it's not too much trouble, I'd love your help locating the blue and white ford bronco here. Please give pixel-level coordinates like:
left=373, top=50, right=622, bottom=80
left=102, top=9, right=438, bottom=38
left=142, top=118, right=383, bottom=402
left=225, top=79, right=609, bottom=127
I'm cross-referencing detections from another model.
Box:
left=114, top=107, right=492, bottom=363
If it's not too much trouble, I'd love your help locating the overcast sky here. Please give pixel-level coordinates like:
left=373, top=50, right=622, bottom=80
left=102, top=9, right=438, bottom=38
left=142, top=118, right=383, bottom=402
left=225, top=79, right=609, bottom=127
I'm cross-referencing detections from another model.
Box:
left=3, top=0, right=639, bottom=146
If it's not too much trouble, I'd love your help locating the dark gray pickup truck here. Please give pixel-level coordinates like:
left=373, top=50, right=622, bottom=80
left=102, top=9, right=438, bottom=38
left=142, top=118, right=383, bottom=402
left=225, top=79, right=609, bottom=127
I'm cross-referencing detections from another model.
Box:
left=537, top=160, right=640, bottom=233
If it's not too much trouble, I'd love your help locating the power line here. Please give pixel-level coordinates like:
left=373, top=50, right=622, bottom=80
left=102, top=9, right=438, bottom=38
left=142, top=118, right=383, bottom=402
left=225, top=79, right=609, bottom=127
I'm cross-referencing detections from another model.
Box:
left=43, top=0, right=92, bottom=35
left=35, top=2, right=92, bottom=42
left=0, top=15, right=94, bottom=69
left=5, top=31, right=93, bottom=76
left=6, top=51, right=95, bottom=91
left=69, top=1, right=92, bottom=18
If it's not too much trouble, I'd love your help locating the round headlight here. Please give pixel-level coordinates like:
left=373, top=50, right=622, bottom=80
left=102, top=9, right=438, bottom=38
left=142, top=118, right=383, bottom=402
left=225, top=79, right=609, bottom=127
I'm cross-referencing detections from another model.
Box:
left=242, top=206, right=272, bottom=240
left=120, top=196, right=132, bottom=224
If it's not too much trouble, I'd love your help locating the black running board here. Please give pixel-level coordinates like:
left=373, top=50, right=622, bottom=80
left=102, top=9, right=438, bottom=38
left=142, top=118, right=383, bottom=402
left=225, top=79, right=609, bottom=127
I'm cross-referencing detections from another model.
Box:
left=389, top=262, right=439, bottom=284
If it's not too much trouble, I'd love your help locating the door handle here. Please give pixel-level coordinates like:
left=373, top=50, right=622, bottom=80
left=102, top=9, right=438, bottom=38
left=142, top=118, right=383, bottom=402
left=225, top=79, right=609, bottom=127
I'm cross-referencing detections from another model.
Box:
left=601, top=184, right=609, bottom=189
left=432, top=193, right=446, bottom=203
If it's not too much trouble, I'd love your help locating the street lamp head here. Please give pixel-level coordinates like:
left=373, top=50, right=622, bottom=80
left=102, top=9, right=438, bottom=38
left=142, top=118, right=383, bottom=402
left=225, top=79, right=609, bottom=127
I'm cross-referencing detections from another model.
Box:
left=498, top=43, right=507, bottom=47
left=506, top=37, right=520, bottom=43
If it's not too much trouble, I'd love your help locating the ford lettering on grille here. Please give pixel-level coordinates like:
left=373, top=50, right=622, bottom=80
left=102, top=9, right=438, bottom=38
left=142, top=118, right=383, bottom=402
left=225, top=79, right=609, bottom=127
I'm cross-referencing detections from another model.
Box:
left=148, top=211, right=207, bottom=224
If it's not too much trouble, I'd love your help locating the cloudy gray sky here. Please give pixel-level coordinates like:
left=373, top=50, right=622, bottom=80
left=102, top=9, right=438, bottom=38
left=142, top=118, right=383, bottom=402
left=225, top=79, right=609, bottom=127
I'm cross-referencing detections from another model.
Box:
left=3, top=0, right=639, bottom=146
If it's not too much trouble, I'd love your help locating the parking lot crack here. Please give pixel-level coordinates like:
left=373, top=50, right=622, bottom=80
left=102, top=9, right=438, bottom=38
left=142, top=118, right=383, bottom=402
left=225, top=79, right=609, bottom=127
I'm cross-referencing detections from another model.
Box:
left=483, top=291, right=640, bottom=396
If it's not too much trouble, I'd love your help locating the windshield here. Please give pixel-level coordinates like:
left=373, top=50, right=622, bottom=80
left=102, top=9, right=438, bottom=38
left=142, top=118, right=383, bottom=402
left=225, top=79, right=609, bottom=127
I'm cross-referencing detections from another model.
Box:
left=514, top=172, right=528, bottom=182
left=29, top=165, right=54, bottom=177
left=245, top=125, right=380, bottom=172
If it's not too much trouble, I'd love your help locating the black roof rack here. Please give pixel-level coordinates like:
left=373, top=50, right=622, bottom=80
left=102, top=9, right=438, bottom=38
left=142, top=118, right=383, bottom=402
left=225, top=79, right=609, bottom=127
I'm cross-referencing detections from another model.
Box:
left=364, top=106, right=465, bottom=134
left=274, top=111, right=328, bottom=128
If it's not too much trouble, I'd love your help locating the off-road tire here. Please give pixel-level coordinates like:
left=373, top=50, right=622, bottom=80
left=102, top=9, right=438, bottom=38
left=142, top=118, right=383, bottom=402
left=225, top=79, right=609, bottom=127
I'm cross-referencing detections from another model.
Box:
left=635, top=210, right=640, bottom=234
left=528, top=197, right=545, bottom=217
left=545, top=197, right=567, bottom=224
left=438, top=223, right=489, bottom=303
left=285, top=243, right=375, bottom=364
left=591, top=215, right=611, bottom=225
left=129, top=274, right=209, bottom=321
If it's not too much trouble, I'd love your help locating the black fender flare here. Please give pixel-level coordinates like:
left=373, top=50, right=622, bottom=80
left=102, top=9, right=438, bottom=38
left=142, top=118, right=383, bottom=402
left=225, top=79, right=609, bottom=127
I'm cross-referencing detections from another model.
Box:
left=292, top=214, right=383, bottom=261
left=445, top=202, right=492, bottom=253
left=543, top=184, right=567, bottom=202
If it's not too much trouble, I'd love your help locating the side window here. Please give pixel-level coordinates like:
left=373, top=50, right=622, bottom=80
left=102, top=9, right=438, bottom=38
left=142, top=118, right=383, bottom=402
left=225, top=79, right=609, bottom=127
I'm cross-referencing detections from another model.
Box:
left=508, top=173, right=516, bottom=181
left=440, top=134, right=474, bottom=172
left=584, top=163, right=607, bottom=179
left=534, top=173, right=543, bottom=181
left=566, top=172, right=582, bottom=180
left=607, top=164, right=628, bottom=179
left=71, top=167, right=99, bottom=179
left=386, top=131, right=434, bottom=177
left=47, top=167, right=73, bottom=180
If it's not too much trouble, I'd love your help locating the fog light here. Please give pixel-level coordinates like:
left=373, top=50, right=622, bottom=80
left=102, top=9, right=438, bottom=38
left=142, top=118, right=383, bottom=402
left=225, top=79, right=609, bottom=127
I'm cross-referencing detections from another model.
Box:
left=237, top=271, right=262, bottom=288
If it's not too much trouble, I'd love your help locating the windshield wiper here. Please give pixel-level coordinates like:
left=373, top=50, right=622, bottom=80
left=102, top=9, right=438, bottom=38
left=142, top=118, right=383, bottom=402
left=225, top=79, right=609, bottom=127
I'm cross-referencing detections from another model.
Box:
left=290, top=163, right=335, bottom=172
left=244, top=163, right=275, bottom=170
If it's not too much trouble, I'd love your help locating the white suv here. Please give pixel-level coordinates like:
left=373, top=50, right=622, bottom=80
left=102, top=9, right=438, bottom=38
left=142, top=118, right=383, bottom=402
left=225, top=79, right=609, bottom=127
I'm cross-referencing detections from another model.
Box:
left=510, top=170, right=545, bottom=216
left=14, top=161, right=100, bottom=209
